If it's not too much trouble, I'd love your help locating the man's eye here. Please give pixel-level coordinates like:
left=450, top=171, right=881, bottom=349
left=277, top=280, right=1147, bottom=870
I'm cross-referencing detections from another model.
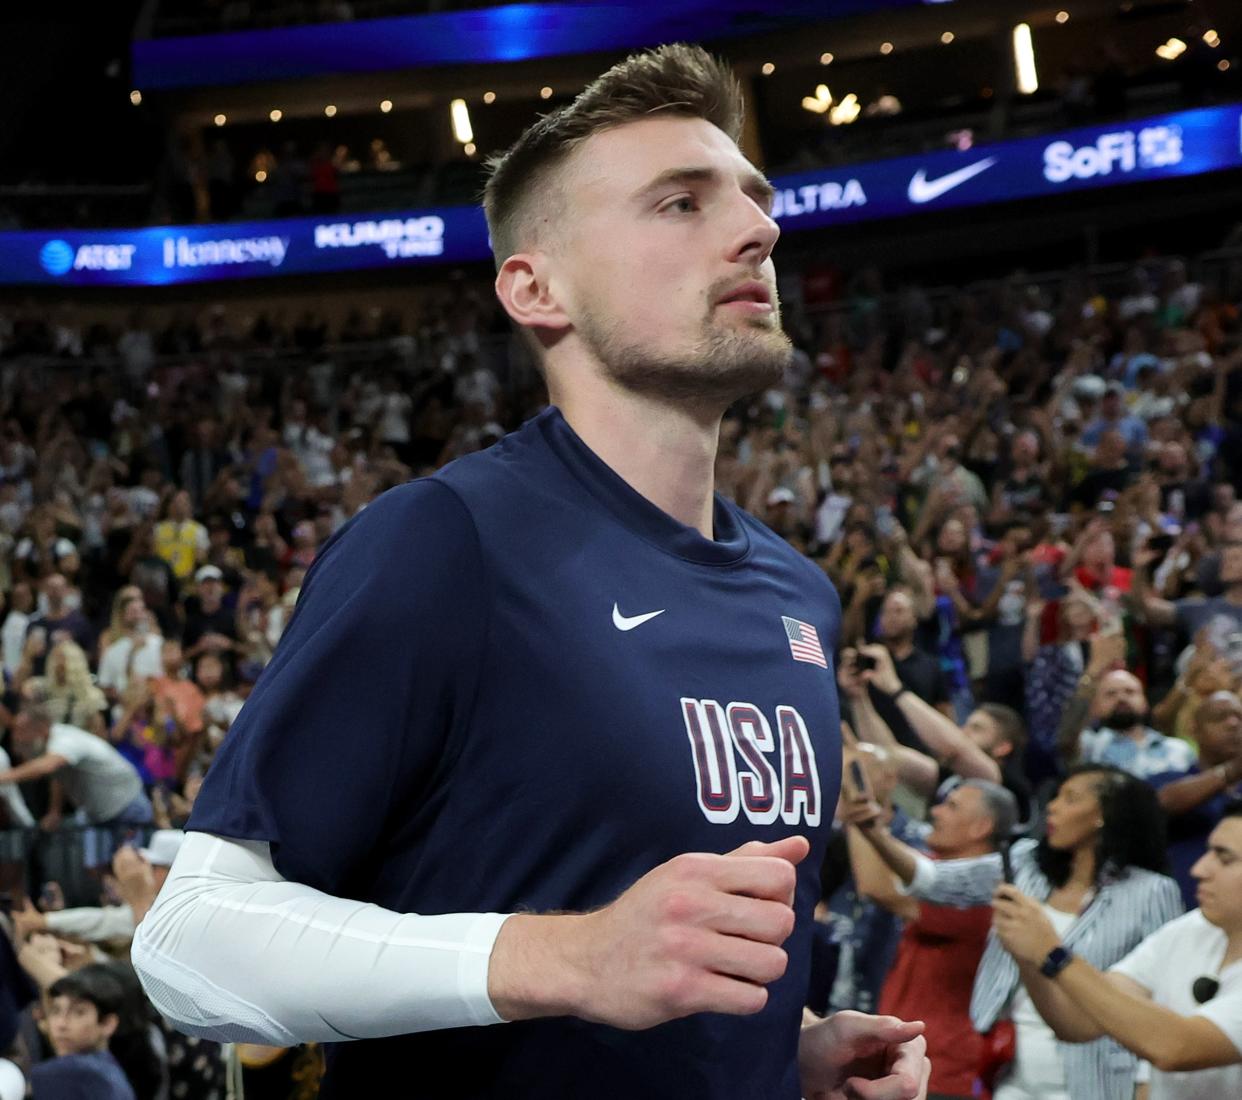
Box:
left=664, top=196, right=697, bottom=214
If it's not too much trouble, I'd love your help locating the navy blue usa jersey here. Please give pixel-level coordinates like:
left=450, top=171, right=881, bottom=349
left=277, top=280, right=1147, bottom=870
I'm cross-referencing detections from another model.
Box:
left=190, top=407, right=842, bottom=1098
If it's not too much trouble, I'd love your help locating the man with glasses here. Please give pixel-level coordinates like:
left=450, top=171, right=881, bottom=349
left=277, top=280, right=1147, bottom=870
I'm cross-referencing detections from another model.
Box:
left=991, top=802, right=1242, bottom=1099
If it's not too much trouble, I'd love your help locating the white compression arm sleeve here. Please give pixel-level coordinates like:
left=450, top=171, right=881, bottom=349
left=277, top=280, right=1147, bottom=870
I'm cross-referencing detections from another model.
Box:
left=131, top=831, right=513, bottom=1046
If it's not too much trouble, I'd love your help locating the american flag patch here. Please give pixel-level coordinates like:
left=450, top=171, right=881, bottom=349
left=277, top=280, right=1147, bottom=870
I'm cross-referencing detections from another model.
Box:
left=782, top=616, right=827, bottom=668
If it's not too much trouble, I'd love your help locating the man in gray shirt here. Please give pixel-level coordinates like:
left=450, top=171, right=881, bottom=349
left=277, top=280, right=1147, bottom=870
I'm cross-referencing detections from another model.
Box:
left=0, top=704, right=151, bottom=828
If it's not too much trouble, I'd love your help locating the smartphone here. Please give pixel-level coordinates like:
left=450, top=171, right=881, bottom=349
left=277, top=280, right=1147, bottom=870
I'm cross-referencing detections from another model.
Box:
left=844, top=759, right=873, bottom=800
left=1000, top=840, right=1014, bottom=885
left=854, top=653, right=878, bottom=672
left=1147, top=533, right=1175, bottom=554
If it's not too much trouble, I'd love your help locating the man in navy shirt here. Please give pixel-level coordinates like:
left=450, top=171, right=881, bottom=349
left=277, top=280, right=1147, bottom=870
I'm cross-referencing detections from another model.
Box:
left=134, top=44, right=929, bottom=1099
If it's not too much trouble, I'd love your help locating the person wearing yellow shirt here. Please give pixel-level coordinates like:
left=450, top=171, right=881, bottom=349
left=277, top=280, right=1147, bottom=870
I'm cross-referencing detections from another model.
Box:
left=153, top=490, right=208, bottom=582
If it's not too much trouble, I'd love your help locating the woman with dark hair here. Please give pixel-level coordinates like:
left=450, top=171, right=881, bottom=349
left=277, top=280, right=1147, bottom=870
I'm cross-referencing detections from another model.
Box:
left=847, top=764, right=1182, bottom=1100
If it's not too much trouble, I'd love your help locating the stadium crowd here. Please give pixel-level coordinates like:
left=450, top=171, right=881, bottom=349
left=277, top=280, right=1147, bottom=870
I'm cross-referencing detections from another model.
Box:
left=0, top=244, right=1241, bottom=1097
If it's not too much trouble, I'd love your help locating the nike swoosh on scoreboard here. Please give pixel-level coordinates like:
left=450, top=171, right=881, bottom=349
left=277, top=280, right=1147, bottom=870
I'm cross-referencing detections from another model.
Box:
left=907, top=157, right=999, bottom=204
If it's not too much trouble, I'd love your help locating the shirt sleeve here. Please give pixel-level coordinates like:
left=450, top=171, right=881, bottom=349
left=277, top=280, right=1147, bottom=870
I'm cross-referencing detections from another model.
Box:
left=904, top=849, right=1003, bottom=907
left=186, top=478, right=487, bottom=895
left=45, top=904, right=135, bottom=943
left=45, top=728, right=86, bottom=767
left=133, top=832, right=509, bottom=1044
left=1196, top=987, right=1242, bottom=1056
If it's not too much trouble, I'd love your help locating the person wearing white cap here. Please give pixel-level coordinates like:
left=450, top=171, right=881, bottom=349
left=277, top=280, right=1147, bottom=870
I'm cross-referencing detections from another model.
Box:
left=13, top=830, right=185, bottom=944
left=184, top=565, right=237, bottom=662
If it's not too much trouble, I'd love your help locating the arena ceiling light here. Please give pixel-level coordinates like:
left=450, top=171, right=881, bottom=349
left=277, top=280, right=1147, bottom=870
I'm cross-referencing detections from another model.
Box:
left=380, top=99, right=393, bottom=113
left=828, top=92, right=860, bottom=126
left=1203, top=29, right=1220, bottom=48
left=129, top=90, right=142, bottom=105
left=940, top=31, right=954, bottom=44
left=1055, top=10, right=1069, bottom=24
left=1156, top=38, right=1187, bottom=61
left=324, top=104, right=337, bottom=117
left=1013, top=23, right=1038, bottom=94
left=451, top=98, right=474, bottom=144
left=269, top=108, right=282, bottom=121
left=214, top=113, right=227, bottom=126
left=540, top=86, right=553, bottom=99
left=819, top=52, right=833, bottom=65
left=801, top=84, right=832, bottom=114
left=483, top=91, right=496, bottom=104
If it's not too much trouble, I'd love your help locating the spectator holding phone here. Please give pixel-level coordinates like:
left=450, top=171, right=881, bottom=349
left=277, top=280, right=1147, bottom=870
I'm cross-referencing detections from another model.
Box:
left=841, top=644, right=1031, bottom=823
left=993, top=802, right=1242, bottom=1099
left=845, top=765, right=1182, bottom=1100
left=847, top=778, right=1018, bottom=1100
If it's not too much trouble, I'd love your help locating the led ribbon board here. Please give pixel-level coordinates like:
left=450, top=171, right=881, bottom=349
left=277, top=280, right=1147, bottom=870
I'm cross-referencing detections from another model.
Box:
left=2, top=103, right=1240, bottom=287
left=134, top=0, right=931, bottom=89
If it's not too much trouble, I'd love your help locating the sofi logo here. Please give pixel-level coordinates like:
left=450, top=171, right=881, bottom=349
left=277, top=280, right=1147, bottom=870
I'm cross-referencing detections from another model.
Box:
left=40, top=240, right=136, bottom=275
left=1043, top=125, right=1183, bottom=183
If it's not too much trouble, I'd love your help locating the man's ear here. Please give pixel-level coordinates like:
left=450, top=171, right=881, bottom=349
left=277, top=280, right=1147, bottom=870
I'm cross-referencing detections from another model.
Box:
left=992, top=739, right=1013, bottom=762
left=494, top=253, right=571, bottom=336
left=100, top=1012, right=119, bottom=1042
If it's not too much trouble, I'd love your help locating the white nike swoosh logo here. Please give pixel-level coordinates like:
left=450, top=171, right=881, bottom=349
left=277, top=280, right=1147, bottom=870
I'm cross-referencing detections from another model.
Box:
left=612, top=603, right=665, bottom=631
left=907, top=157, right=998, bottom=204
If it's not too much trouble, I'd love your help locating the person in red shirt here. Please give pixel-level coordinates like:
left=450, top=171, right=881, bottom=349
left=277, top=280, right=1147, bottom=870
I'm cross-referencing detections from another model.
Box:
left=847, top=780, right=1019, bottom=1099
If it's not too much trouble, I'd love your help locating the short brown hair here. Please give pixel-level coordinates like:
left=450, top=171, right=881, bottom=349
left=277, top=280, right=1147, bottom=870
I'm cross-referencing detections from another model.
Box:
left=483, top=43, right=744, bottom=268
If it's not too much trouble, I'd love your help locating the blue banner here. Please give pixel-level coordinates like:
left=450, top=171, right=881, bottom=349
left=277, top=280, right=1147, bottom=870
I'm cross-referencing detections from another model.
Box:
left=135, top=0, right=928, bottom=89
left=767, top=102, right=1242, bottom=231
left=2, top=102, right=1240, bottom=288
left=0, top=207, right=493, bottom=288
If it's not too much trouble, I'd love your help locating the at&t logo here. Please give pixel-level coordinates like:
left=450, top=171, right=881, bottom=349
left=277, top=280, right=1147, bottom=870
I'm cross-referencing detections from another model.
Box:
left=40, top=239, right=136, bottom=275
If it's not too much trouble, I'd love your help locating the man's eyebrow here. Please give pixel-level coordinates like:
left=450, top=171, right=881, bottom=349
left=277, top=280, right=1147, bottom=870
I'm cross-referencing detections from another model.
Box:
left=1209, top=843, right=1241, bottom=860
left=632, top=165, right=776, bottom=209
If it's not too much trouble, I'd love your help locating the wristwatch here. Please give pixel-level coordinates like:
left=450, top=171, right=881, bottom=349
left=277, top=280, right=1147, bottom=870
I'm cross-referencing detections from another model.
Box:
left=1040, top=944, right=1074, bottom=979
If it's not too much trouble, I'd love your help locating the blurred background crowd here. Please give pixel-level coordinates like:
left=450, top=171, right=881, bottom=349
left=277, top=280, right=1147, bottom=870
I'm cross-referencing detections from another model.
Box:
left=2, top=1, right=1242, bottom=1098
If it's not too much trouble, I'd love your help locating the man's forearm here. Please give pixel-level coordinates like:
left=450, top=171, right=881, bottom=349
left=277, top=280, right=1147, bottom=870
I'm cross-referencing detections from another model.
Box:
left=846, top=827, right=918, bottom=918
left=852, top=822, right=919, bottom=885
left=896, top=694, right=1000, bottom=783
left=0, top=755, right=64, bottom=785
left=1052, top=958, right=1212, bottom=1069
left=1055, top=683, right=1093, bottom=764
left=134, top=833, right=513, bottom=1045
left=1158, top=763, right=1238, bottom=817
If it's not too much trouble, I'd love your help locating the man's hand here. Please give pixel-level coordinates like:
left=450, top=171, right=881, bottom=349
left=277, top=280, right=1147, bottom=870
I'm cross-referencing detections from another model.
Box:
left=12, top=898, right=46, bottom=941
left=799, top=1010, right=929, bottom=1100
left=488, top=836, right=809, bottom=1030
left=38, top=810, right=62, bottom=833
left=18, top=931, right=61, bottom=972
left=858, top=644, right=901, bottom=697
left=1086, top=630, right=1126, bottom=678
left=839, top=792, right=885, bottom=831
left=837, top=649, right=867, bottom=699
left=992, top=884, right=1061, bottom=966
left=112, top=846, right=157, bottom=907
